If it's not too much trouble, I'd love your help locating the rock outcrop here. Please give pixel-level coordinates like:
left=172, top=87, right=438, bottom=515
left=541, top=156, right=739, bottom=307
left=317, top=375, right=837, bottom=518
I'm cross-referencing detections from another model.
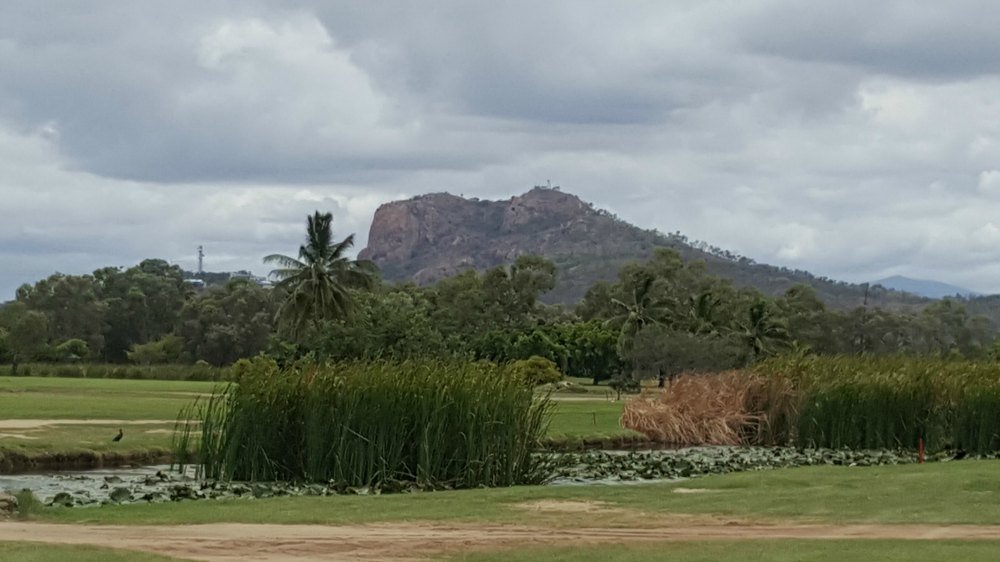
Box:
left=360, top=187, right=669, bottom=302
left=359, top=187, right=929, bottom=308
left=0, top=491, right=16, bottom=518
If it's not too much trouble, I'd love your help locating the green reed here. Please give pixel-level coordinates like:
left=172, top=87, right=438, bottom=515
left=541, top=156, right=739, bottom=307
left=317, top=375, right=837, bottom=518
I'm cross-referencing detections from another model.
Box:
left=755, top=355, right=1000, bottom=454
left=174, top=358, right=552, bottom=488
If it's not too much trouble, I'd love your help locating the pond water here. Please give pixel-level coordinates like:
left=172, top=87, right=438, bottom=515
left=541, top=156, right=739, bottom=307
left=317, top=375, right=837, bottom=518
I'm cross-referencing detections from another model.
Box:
left=0, top=446, right=925, bottom=508
left=0, top=465, right=198, bottom=506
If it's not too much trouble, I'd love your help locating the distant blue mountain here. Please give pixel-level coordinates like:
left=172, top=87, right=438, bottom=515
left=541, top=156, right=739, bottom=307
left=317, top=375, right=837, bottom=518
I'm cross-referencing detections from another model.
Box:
left=873, top=275, right=979, bottom=299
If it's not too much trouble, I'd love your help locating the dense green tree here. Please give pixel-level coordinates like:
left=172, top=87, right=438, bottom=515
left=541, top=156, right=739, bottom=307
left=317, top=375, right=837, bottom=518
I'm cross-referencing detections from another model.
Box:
left=0, top=303, right=49, bottom=373
left=93, top=260, right=191, bottom=361
left=179, top=279, right=277, bottom=365
left=315, top=288, right=446, bottom=361
left=576, top=281, right=617, bottom=321
left=547, top=321, right=622, bottom=383
left=265, top=211, right=376, bottom=337
left=625, top=325, right=743, bottom=379
left=16, top=274, right=107, bottom=355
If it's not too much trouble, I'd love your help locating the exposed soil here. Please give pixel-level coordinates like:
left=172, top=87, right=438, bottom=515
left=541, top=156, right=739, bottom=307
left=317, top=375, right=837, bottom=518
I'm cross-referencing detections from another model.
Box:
left=4, top=521, right=1000, bottom=561
left=0, top=449, right=173, bottom=474
left=0, top=433, right=37, bottom=440
left=0, top=420, right=179, bottom=430
left=515, top=500, right=625, bottom=513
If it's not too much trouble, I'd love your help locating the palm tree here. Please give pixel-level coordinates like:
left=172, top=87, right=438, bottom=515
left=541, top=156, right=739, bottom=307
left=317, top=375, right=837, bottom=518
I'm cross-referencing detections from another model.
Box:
left=686, top=290, right=722, bottom=336
left=608, top=270, right=673, bottom=357
left=264, top=211, right=377, bottom=336
left=738, top=298, right=790, bottom=363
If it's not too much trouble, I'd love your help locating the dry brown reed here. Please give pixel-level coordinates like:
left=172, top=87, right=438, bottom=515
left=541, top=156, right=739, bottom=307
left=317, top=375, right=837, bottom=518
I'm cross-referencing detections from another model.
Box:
left=621, top=371, right=798, bottom=446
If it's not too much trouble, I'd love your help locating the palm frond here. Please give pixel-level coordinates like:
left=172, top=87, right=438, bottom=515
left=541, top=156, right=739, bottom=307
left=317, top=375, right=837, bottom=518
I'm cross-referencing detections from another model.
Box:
left=263, top=254, right=305, bottom=268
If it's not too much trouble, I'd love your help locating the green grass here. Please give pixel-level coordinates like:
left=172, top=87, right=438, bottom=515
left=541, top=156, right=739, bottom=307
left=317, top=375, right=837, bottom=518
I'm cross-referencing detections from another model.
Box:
left=0, top=376, right=217, bottom=419
left=451, top=540, right=1000, bottom=562
left=37, top=460, right=1000, bottom=526
left=0, top=543, right=185, bottom=562
left=545, top=400, right=637, bottom=441
left=0, top=423, right=178, bottom=455
left=0, top=376, right=218, bottom=462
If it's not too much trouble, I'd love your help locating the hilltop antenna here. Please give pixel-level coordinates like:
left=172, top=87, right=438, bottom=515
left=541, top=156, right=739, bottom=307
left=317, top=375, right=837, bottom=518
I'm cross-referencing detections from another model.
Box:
left=197, top=246, right=204, bottom=276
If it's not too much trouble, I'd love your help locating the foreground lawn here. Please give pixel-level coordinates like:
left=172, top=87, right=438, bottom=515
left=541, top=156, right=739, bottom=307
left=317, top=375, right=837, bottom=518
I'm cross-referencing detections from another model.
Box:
left=0, top=542, right=184, bottom=562
left=452, top=540, right=1000, bottom=562
left=36, top=460, right=1000, bottom=526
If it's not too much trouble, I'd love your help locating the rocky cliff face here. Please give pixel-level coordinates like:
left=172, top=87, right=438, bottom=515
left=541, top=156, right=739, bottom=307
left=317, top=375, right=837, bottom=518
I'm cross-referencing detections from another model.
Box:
left=360, top=187, right=929, bottom=308
left=359, top=187, right=666, bottom=301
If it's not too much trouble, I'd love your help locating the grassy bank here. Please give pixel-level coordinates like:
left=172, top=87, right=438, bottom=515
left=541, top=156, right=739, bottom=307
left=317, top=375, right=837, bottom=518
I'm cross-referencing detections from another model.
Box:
left=36, top=460, right=1000, bottom=526
left=0, top=543, right=184, bottom=562
left=453, top=541, right=1000, bottom=562
left=14, top=460, right=1000, bottom=561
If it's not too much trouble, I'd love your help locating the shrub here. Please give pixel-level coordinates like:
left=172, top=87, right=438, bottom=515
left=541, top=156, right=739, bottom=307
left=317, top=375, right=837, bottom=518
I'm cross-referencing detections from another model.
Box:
left=12, top=489, right=43, bottom=519
left=509, top=356, right=563, bottom=386
left=608, top=375, right=641, bottom=399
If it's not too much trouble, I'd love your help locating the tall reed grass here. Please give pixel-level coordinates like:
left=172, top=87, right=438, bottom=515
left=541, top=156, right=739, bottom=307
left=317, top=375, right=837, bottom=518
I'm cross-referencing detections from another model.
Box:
left=623, top=356, right=1000, bottom=454
left=174, top=358, right=552, bottom=489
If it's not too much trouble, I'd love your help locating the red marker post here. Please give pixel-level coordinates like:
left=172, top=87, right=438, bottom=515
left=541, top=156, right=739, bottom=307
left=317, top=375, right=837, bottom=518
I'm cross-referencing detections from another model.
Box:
left=918, top=438, right=924, bottom=464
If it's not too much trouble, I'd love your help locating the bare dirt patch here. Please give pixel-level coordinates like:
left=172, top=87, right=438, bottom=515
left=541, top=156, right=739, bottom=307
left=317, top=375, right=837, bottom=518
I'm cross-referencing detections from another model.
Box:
left=5, top=521, right=1000, bottom=561
left=0, top=420, right=181, bottom=430
left=516, top=500, right=624, bottom=513
left=672, top=487, right=725, bottom=494
left=0, top=433, right=37, bottom=440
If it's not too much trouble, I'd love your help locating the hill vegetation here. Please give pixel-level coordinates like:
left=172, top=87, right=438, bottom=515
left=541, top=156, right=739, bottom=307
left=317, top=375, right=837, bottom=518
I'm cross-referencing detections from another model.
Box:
left=359, top=186, right=932, bottom=310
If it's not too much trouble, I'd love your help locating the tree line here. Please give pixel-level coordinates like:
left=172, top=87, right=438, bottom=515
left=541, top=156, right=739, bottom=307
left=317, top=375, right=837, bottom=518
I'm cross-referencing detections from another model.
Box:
left=1, top=212, right=996, bottom=379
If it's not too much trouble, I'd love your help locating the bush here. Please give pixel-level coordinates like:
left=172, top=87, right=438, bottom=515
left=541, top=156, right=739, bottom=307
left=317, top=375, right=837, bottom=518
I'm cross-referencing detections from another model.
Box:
left=13, top=489, right=43, bottom=519
left=176, top=358, right=553, bottom=489
left=54, top=339, right=90, bottom=362
left=509, top=356, right=563, bottom=386
left=608, top=375, right=641, bottom=398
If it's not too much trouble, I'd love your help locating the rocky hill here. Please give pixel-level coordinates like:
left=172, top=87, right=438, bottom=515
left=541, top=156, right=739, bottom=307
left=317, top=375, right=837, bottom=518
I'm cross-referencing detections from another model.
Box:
left=359, top=187, right=930, bottom=309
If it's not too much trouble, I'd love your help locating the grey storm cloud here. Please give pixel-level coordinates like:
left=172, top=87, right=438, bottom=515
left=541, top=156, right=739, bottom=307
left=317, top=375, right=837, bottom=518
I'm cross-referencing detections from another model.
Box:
left=2, top=0, right=1000, bottom=298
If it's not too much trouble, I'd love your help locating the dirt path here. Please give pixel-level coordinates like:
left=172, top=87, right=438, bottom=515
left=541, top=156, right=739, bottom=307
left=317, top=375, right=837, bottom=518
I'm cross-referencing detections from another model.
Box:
left=4, top=521, right=1000, bottom=561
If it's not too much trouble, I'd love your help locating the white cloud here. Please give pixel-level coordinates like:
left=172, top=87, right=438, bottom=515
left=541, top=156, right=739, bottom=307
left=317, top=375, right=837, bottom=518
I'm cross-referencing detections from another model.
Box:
left=978, top=170, right=1000, bottom=194
left=4, top=1, right=1000, bottom=297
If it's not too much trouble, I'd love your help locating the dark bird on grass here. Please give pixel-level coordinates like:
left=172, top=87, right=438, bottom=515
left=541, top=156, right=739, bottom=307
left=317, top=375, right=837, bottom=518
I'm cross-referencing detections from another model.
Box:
left=112, top=428, right=123, bottom=442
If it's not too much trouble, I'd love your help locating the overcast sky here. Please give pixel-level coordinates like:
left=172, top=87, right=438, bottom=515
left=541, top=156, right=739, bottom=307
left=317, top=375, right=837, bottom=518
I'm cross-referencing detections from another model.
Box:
left=3, top=0, right=1000, bottom=298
